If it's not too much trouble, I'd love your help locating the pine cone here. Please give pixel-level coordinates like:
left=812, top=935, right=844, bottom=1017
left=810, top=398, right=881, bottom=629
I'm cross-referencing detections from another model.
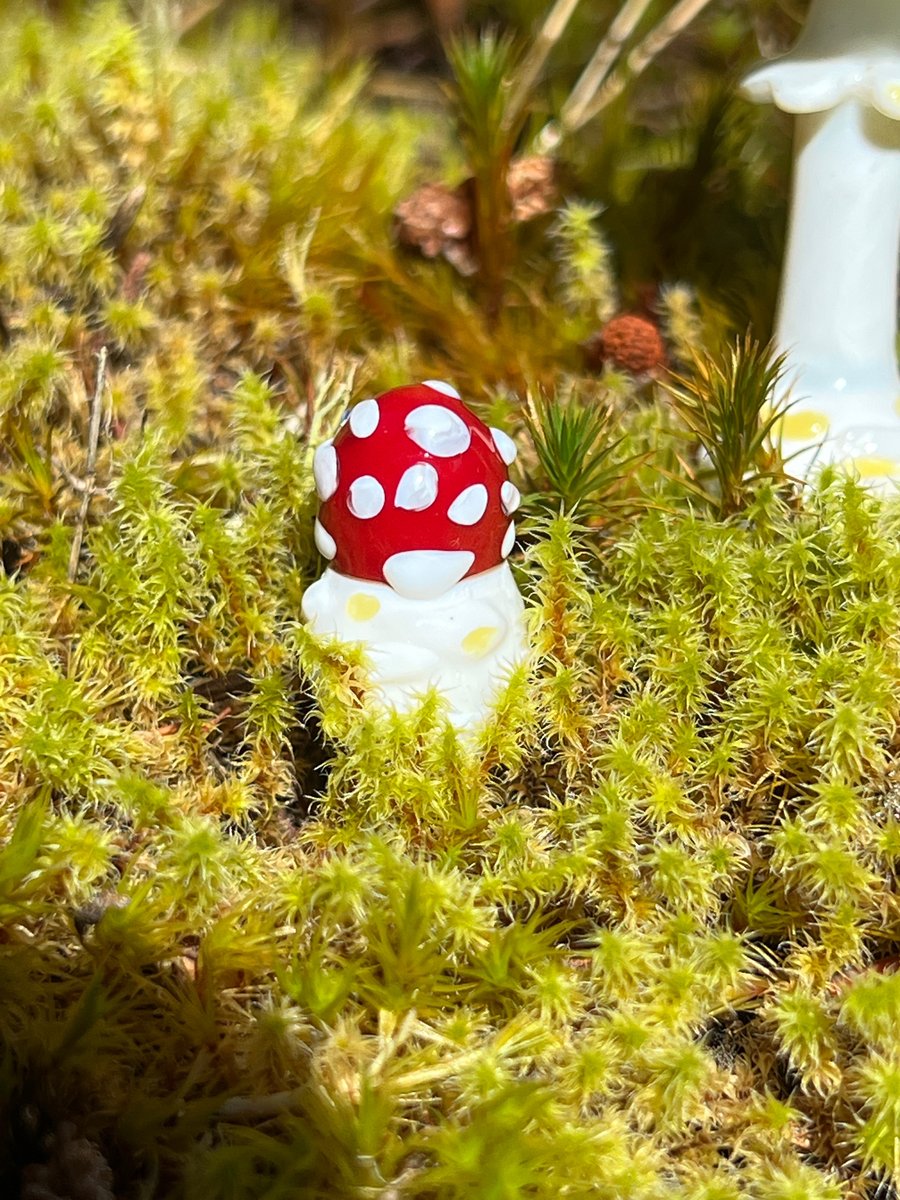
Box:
left=585, top=314, right=667, bottom=376
left=393, top=182, right=476, bottom=275
left=394, top=157, right=557, bottom=276
left=507, top=155, right=557, bottom=222
left=20, top=1123, right=115, bottom=1200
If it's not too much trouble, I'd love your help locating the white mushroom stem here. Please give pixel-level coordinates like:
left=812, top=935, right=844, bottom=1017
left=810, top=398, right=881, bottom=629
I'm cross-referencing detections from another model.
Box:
left=777, top=99, right=900, bottom=419
left=301, top=562, right=527, bottom=732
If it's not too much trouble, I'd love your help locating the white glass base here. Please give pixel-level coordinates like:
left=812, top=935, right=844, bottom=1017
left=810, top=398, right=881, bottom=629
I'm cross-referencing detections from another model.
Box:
left=301, top=561, right=528, bottom=730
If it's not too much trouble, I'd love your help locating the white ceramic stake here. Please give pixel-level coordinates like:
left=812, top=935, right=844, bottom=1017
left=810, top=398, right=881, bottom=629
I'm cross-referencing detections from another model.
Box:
left=742, top=0, right=900, bottom=487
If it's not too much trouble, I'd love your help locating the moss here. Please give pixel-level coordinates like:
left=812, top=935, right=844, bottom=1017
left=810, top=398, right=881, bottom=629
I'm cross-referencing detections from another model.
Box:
left=1, top=3, right=899, bottom=1198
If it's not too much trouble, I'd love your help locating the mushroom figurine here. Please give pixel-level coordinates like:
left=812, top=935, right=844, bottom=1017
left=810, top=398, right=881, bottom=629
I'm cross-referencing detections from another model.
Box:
left=742, top=0, right=900, bottom=487
left=301, top=381, right=528, bottom=731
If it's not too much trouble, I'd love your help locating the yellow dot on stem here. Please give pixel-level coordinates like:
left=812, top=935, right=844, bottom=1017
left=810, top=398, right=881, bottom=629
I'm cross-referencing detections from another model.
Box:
left=346, top=593, right=381, bottom=621
left=844, top=456, right=900, bottom=479
left=780, top=410, right=829, bottom=441
left=462, top=626, right=500, bottom=657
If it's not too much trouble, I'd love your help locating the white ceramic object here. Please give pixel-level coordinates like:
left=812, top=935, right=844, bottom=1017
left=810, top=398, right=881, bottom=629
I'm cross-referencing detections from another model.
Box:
left=302, top=561, right=527, bottom=730
left=742, top=0, right=900, bottom=487
left=302, top=382, right=529, bottom=731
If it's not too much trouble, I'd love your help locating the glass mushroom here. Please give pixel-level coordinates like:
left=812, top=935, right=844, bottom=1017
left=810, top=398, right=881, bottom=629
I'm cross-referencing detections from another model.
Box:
left=301, top=382, right=528, bottom=731
left=742, top=0, right=900, bottom=486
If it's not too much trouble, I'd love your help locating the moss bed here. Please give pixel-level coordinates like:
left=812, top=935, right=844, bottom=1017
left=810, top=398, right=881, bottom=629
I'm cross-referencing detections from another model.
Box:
left=2, top=5, right=900, bottom=1199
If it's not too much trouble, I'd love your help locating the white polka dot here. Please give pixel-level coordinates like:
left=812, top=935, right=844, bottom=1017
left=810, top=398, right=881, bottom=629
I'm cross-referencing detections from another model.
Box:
left=448, top=483, right=488, bottom=526
left=313, top=441, right=338, bottom=500
left=348, top=475, right=385, bottom=519
left=501, top=481, right=520, bottom=515
left=501, top=521, right=515, bottom=558
left=314, top=518, right=336, bottom=559
left=349, top=398, right=379, bottom=439
left=395, top=462, right=439, bottom=511
left=405, top=405, right=471, bottom=457
left=423, top=379, right=461, bottom=399
left=383, top=549, right=475, bottom=599
left=490, top=426, right=517, bottom=465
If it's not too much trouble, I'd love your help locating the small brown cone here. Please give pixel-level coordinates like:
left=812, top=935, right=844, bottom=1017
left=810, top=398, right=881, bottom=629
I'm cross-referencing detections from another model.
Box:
left=508, top=155, right=557, bottom=222
left=394, top=157, right=558, bottom=276
left=394, top=182, right=476, bottom=275
left=586, top=314, right=667, bottom=376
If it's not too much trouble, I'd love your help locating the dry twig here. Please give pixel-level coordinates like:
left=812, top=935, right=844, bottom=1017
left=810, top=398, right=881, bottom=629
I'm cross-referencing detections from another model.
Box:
left=562, top=0, right=717, bottom=131
left=560, top=0, right=655, bottom=130
left=504, top=0, right=583, bottom=127
left=102, top=185, right=147, bottom=255
left=177, top=0, right=227, bottom=36
left=67, top=348, right=107, bottom=583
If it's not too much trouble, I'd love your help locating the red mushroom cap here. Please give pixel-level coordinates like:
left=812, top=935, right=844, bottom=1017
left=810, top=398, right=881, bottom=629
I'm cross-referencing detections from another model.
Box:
left=312, top=382, right=519, bottom=600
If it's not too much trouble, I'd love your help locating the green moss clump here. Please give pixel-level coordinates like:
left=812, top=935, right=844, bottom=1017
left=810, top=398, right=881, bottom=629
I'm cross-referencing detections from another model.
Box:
left=1, top=5, right=899, bottom=1199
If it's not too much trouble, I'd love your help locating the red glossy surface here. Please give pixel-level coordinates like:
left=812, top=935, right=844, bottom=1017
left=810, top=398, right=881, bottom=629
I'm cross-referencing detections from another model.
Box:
left=317, top=383, right=511, bottom=586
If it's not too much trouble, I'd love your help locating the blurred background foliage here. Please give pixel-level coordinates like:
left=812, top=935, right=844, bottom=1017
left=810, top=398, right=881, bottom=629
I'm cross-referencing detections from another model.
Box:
left=212, top=0, right=804, bottom=333
left=209, top=0, right=798, bottom=337
left=39, top=0, right=803, bottom=338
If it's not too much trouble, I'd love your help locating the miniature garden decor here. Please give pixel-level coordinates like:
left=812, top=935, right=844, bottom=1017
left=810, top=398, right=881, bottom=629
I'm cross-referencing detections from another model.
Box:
left=743, top=0, right=900, bottom=486
left=302, top=382, right=527, bottom=730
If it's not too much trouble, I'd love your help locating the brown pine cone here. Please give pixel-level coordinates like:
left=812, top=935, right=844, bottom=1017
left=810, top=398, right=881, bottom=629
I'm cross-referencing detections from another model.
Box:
left=585, top=314, right=667, bottom=376
left=507, top=155, right=557, bottom=222
left=394, top=182, right=476, bottom=275
left=20, top=1123, right=115, bottom=1200
left=394, top=157, right=558, bottom=276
